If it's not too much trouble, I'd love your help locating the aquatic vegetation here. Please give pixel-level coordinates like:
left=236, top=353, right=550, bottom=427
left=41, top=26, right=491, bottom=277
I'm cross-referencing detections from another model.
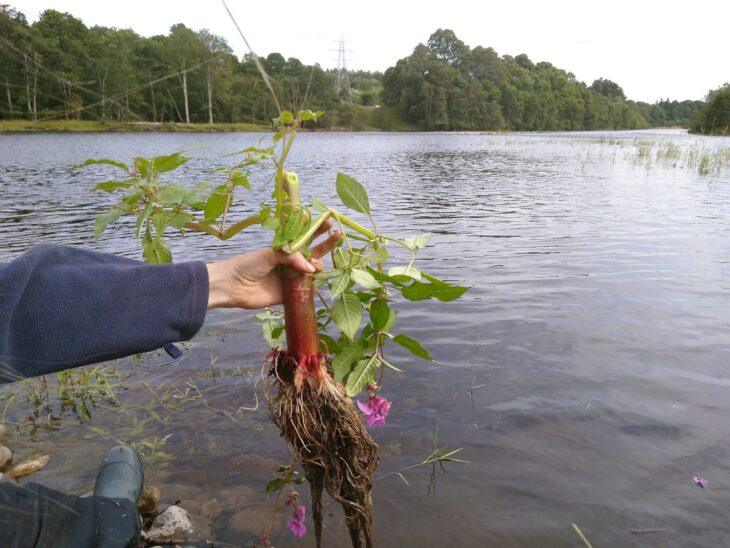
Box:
left=623, top=138, right=730, bottom=176
left=0, top=365, right=122, bottom=430
left=129, top=434, right=174, bottom=469
left=378, top=427, right=466, bottom=495
left=572, top=523, right=594, bottom=548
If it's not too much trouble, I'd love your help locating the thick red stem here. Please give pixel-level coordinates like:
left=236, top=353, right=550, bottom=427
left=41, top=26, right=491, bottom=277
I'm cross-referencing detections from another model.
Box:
left=280, top=265, right=321, bottom=359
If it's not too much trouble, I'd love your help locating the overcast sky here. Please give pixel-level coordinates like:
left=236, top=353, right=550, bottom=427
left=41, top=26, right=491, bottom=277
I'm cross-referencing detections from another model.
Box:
left=11, top=0, right=729, bottom=103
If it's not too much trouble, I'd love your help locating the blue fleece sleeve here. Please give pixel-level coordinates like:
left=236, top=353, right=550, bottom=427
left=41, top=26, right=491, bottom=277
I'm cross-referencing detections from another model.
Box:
left=0, top=244, right=209, bottom=382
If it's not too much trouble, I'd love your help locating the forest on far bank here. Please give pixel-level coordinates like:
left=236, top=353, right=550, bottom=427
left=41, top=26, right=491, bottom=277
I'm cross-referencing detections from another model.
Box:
left=1, top=6, right=724, bottom=133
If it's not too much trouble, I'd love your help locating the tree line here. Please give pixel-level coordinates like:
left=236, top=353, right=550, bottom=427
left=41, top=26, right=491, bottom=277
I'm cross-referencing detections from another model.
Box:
left=0, top=6, right=356, bottom=126
left=382, top=29, right=704, bottom=131
left=0, top=8, right=713, bottom=131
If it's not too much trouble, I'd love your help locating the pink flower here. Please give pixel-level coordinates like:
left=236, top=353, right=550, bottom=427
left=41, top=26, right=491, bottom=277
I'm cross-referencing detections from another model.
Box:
left=693, top=476, right=708, bottom=488
left=357, top=395, right=392, bottom=426
left=286, top=505, right=306, bottom=538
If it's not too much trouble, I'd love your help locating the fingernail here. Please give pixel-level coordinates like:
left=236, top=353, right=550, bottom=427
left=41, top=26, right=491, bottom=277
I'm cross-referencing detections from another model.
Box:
left=306, top=262, right=316, bottom=272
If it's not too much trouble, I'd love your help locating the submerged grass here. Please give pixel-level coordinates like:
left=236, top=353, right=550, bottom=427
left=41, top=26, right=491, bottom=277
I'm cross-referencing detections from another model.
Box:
left=621, top=139, right=730, bottom=176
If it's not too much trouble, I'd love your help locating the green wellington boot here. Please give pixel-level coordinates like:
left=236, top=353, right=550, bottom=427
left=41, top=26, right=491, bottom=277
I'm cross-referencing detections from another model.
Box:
left=93, top=445, right=144, bottom=504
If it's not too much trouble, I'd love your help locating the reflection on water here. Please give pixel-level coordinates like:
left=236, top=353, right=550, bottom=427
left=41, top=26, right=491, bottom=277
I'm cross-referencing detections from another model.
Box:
left=2, top=129, right=730, bottom=546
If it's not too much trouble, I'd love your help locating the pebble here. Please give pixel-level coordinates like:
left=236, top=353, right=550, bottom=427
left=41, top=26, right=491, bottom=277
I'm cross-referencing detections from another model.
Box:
left=0, top=445, right=11, bottom=470
left=143, top=505, right=194, bottom=544
left=0, top=424, right=8, bottom=440
left=201, top=498, right=222, bottom=521
left=137, top=485, right=161, bottom=515
left=6, top=454, right=49, bottom=479
left=226, top=504, right=274, bottom=537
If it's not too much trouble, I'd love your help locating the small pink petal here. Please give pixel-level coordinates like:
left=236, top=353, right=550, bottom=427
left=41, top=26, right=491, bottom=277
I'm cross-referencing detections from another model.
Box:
left=287, top=518, right=306, bottom=538
left=357, top=400, right=373, bottom=415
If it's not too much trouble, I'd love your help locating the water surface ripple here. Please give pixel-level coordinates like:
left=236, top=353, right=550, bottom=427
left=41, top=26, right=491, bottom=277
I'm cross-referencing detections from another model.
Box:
left=2, top=130, right=730, bottom=546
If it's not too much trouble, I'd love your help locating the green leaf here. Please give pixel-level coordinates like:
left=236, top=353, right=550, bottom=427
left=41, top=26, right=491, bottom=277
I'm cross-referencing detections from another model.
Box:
left=133, top=157, right=151, bottom=178
left=93, top=180, right=135, bottom=193
left=333, top=248, right=353, bottom=269
left=381, top=357, right=404, bottom=372
left=204, top=185, right=229, bottom=221
left=330, top=294, right=363, bottom=341
left=262, top=216, right=280, bottom=231
left=369, top=298, right=390, bottom=331
left=311, top=197, right=328, bottom=212
left=261, top=317, right=285, bottom=350
left=167, top=211, right=193, bottom=229
left=275, top=111, right=294, bottom=126
left=393, top=334, right=432, bottom=360
left=74, top=158, right=129, bottom=172
left=401, top=280, right=470, bottom=302
left=152, top=152, right=189, bottom=173
left=383, top=309, right=397, bottom=333
left=265, top=477, right=287, bottom=493
left=281, top=209, right=307, bottom=242
left=336, top=173, right=370, bottom=215
left=159, top=184, right=192, bottom=204
left=135, top=201, right=154, bottom=239
left=142, top=230, right=172, bottom=264
left=330, top=269, right=352, bottom=298
left=94, top=208, right=124, bottom=238
left=388, top=264, right=421, bottom=281
left=402, top=233, right=432, bottom=251
left=346, top=355, right=380, bottom=397
left=152, top=211, right=167, bottom=237
left=351, top=268, right=382, bottom=290
left=368, top=246, right=389, bottom=265
left=230, top=171, right=250, bottom=189
left=368, top=267, right=406, bottom=286
left=332, top=340, right=366, bottom=383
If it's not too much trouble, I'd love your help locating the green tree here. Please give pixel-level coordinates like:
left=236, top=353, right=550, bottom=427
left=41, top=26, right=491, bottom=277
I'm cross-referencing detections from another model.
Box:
left=0, top=5, right=29, bottom=118
left=692, top=84, right=730, bottom=135
left=32, top=9, right=92, bottom=119
left=590, top=78, right=625, bottom=100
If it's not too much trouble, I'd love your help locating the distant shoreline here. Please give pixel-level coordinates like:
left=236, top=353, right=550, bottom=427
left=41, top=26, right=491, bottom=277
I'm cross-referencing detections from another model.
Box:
left=0, top=119, right=695, bottom=135
left=0, top=120, right=275, bottom=133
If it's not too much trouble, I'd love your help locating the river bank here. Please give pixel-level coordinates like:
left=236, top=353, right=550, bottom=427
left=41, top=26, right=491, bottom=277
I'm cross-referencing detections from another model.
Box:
left=0, top=119, right=272, bottom=133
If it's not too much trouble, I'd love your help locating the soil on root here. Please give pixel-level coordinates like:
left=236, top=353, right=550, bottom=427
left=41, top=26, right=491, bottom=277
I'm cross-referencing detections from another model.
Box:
left=268, top=354, right=380, bottom=548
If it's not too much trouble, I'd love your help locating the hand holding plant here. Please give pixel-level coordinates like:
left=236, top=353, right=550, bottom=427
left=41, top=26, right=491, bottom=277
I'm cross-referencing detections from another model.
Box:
left=205, top=223, right=341, bottom=310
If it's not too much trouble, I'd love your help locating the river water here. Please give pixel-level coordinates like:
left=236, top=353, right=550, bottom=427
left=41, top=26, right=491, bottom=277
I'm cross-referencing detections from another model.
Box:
left=1, top=129, right=730, bottom=547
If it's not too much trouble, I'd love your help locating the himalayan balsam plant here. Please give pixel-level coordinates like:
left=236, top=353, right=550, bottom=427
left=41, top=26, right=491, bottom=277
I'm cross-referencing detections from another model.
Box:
left=78, top=110, right=468, bottom=547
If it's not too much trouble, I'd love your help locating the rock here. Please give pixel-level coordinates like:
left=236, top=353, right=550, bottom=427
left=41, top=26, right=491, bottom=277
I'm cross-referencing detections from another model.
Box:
left=143, top=505, right=194, bottom=544
left=137, top=485, right=161, bottom=515
left=6, top=454, right=49, bottom=479
left=226, top=504, right=273, bottom=537
left=0, top=445, right=12, bottom=471
left=0, top=424, right=8, bottom=440
left=201, top=498, right=222, bottom=521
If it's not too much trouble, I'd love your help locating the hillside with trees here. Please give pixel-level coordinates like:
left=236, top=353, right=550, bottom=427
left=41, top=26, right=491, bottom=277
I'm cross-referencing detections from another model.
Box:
left=382, top=29, right=702, bottom=131
left=0, top=8, right=707, bottom=131
left=0, top=6, right=373, bottom=126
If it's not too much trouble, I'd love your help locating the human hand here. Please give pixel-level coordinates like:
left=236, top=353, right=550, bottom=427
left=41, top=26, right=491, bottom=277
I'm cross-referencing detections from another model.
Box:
left=205, top=220, right=341, bottom=309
